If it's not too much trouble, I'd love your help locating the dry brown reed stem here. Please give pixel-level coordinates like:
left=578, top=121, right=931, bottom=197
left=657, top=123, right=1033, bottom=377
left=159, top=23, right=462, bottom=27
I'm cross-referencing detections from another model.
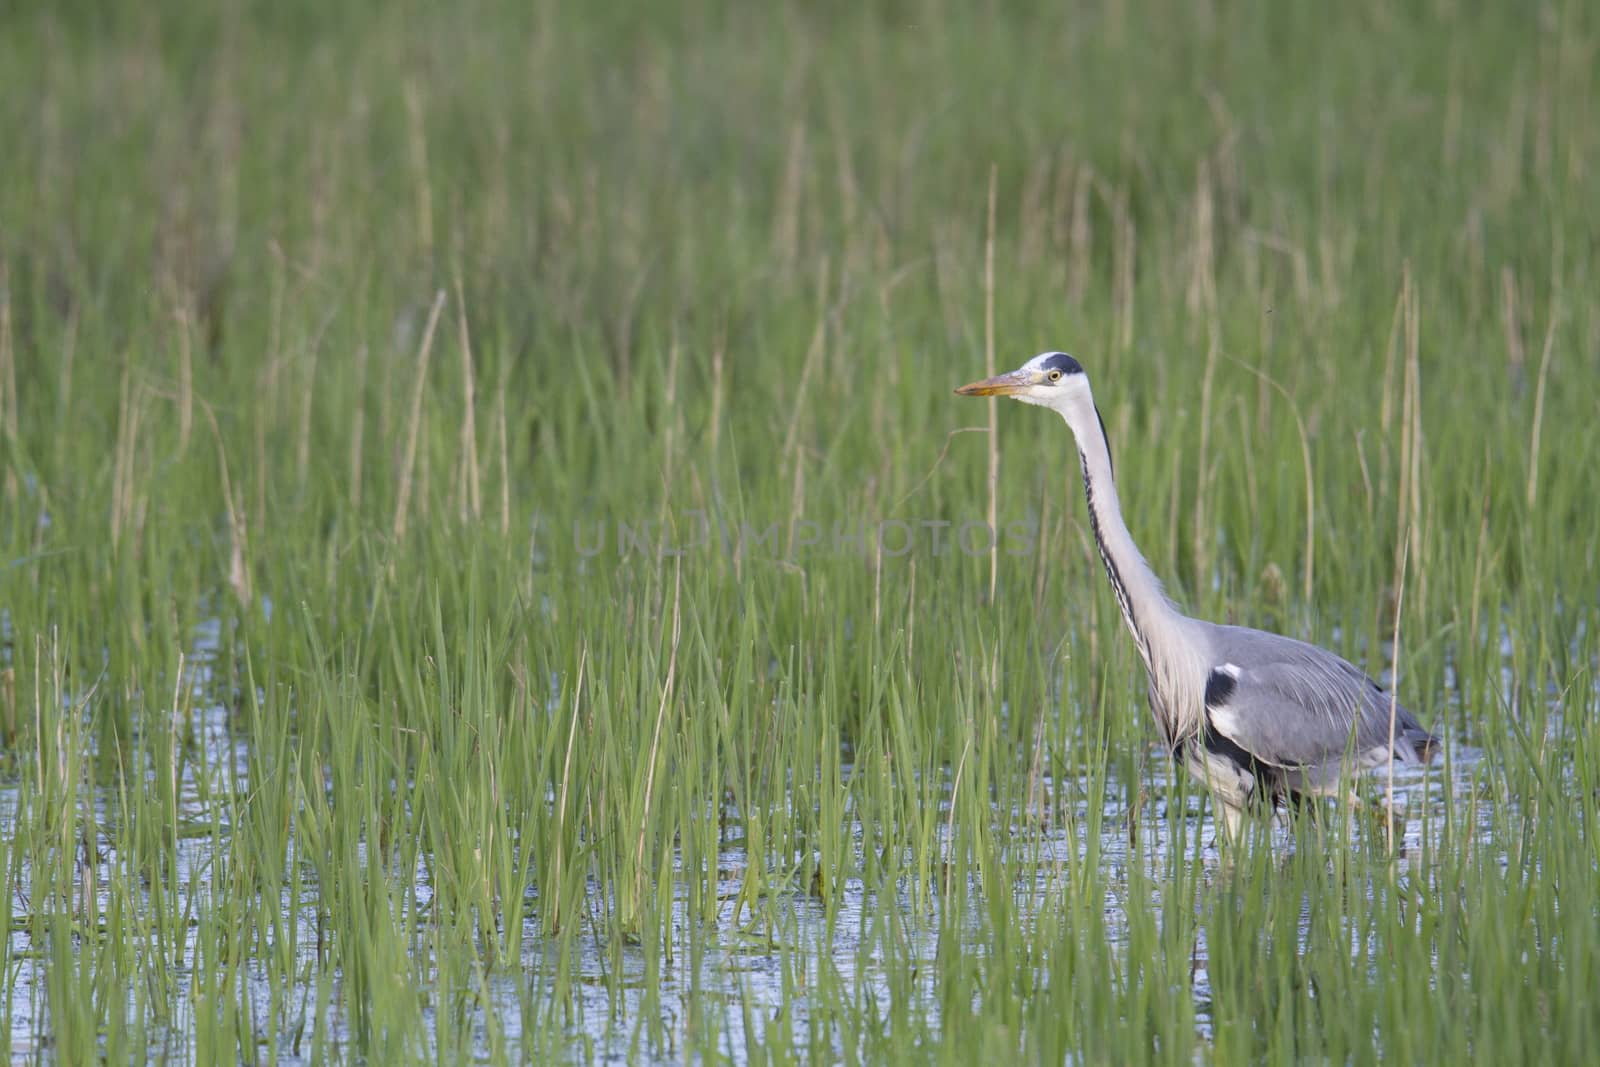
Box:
left=983, top=164, right=999, bottom=602
left=393, top=290, right=448, bottom=543
left=454, top=275, right=482, bottom=522
left=1232, top=359, right=1316, bottom=604
left=1526, top=298, right=1558, bottom=509
left=1386, top=534, right=1410, bottom=853
left=494, top=361, right=510, bottom=537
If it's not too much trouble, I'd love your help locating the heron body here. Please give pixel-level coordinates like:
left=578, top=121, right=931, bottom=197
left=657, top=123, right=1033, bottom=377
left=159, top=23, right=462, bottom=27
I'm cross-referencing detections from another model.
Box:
left=957, top=352, right=1439, bottom=836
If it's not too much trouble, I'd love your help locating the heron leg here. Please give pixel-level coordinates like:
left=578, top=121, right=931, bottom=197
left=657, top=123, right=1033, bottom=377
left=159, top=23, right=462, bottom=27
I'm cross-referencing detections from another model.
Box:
left=1352, top=792, right=1409, bottom=848
left=1216, top=801, right=1244, bottom=843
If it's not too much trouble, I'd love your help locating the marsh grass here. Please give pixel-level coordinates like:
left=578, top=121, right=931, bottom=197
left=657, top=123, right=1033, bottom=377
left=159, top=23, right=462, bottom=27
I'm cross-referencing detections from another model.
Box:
left=2, top=0, right=1598, bottom=1062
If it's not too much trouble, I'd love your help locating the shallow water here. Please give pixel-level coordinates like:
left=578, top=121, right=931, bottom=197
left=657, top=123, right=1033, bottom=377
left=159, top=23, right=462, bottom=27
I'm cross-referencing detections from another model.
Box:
left=0, top=615, right=1496, bottom=1063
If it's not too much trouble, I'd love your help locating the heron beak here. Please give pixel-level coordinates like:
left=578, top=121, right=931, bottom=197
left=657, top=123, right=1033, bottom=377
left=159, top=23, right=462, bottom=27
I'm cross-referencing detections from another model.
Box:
left=954, top=371, right=1031, bottom=397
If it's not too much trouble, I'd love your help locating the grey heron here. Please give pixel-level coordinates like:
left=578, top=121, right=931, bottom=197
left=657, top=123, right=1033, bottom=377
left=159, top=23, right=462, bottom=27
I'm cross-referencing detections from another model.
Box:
left=957, top=351, right=1440, bottom=837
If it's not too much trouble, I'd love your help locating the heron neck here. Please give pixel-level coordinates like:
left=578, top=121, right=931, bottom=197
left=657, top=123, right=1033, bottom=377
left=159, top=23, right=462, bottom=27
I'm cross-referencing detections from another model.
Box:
left=1059, top=399, right=1186, bottom=660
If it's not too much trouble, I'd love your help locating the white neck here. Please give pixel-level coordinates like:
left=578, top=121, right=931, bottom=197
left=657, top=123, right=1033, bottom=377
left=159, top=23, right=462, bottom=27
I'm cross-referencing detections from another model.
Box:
left=1055, top=388, right=1208, bottom=743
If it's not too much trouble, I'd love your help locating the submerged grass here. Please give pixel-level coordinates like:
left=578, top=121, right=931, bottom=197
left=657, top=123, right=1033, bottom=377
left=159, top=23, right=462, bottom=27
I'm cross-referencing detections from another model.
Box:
left=2, top=0, right=1598, bottom=1061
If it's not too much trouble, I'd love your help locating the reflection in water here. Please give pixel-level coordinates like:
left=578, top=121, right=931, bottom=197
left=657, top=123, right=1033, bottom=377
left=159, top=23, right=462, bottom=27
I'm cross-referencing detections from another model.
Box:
left=0, top=616, right=1493, bottom=1063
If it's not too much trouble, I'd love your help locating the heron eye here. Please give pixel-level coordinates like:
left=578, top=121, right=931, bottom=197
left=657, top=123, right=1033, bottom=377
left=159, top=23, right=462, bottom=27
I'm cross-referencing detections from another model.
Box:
left=1047, top=370, right=1063, bottom=383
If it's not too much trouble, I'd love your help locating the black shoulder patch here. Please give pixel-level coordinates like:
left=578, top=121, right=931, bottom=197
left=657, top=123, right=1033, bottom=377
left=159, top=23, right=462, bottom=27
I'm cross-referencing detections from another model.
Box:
left=1041, top=352, right=1083, bottom=376
left=1204, top=668, right=1237, bottom=709
left=1202, top=718, right=1257, bottom=767
left=1201, top=718, right=1281, bottom=787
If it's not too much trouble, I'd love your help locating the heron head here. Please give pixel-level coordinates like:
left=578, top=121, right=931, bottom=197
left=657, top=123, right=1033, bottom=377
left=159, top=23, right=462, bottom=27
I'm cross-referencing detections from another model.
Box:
left=955, top=351, right=1086, bottom=408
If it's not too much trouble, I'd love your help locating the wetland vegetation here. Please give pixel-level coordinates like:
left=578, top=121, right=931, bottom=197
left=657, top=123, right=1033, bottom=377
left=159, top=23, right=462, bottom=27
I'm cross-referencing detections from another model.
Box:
left=1, top=0, right=1597, bottom=1062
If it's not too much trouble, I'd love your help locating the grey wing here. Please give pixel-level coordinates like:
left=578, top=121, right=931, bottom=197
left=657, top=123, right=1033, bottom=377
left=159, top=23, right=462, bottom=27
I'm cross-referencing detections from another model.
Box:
left=1201, top=625, right=1439, bottom=771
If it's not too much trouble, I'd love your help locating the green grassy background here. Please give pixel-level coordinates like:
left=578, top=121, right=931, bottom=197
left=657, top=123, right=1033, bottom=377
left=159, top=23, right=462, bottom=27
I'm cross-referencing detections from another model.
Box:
left=1, top=0, right=1597, bottom=1062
